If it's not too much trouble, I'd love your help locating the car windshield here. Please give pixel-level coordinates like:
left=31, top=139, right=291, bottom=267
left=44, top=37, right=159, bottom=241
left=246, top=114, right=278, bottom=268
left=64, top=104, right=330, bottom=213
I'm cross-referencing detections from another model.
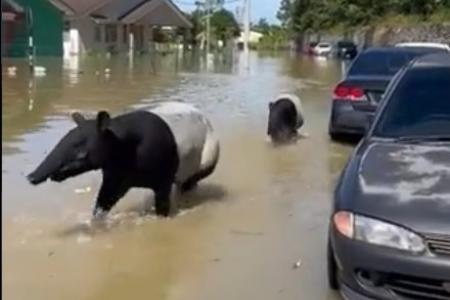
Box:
left=373, top=67, right=450, bottom=139
left=348, top=50, right=421, bottom=76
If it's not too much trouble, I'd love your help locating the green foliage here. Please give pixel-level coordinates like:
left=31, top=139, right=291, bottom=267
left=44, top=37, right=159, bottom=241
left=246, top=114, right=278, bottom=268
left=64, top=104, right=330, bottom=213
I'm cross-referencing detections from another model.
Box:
left=257, top=25, right=290, bottom=50
left=210, top=8, right=241, bottom=41
left=180, top=9, right=205, bottom=46
left=282, top=0, right=450, bottom=34
left=277, top=0, right=293, bottom=29
left=179, top=8, right=239, bottom=46
left=253, top=18, right=271, bottom=34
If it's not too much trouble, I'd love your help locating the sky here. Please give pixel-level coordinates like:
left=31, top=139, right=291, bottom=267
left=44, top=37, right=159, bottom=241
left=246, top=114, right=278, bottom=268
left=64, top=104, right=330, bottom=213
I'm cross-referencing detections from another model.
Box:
left=175, top=0, right=281, bottom=24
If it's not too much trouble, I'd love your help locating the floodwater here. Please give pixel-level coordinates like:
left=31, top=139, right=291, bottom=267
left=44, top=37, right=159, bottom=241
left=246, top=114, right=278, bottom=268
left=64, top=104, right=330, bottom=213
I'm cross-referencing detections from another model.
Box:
left=2, top=51, right=353, bottom=300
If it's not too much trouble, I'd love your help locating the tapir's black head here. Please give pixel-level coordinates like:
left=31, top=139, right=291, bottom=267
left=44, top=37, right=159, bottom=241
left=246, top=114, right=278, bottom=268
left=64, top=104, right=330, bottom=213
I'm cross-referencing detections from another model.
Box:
left=27, top=111, right=118, bottom=185
left=267, top=100, right=298, bottom=144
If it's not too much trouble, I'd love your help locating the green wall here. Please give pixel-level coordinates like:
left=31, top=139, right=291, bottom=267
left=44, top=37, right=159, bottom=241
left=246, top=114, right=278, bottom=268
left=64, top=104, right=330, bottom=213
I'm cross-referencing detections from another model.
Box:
left=8, top=0, right=63, bottom=57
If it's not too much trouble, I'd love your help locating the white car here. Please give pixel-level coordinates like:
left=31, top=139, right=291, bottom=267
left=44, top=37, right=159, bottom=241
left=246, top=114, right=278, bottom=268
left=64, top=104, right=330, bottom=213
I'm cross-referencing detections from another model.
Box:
left=395, top=42, right=450, bottom=52
left=314, top=42, right=333, bottom=56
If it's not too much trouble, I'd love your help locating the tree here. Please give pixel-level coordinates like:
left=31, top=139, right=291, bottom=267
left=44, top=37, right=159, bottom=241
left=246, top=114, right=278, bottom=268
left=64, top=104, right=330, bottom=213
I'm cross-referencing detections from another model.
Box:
left=253, top=18, right=271, bottom=34
left=282, top=0, right=450, bottom=36
left=178, top=10, right=205, bottom=46
left=210, top=8, right=240, bottom=44
left=277, top=0, right=293, bottom=29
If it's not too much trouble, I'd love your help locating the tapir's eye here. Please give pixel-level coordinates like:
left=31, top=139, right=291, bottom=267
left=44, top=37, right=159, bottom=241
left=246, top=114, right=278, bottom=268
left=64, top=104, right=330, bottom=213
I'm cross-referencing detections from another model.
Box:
left=72, top=139, right=87, bottom=150
left=76, top=151, right=88, bottom=160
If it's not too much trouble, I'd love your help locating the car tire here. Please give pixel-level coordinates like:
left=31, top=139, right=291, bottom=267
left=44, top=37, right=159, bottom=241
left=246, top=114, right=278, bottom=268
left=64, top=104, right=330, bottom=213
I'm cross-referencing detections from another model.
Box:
left=328, top=124, right=342, bottom=141
left=329, top=131, right=341, bottom=141
left=327, top=240, right=339, bottom=290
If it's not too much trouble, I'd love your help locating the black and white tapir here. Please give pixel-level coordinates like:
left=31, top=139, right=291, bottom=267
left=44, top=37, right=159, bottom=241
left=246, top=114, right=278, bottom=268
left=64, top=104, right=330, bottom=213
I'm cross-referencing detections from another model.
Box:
left=267, top=93, right=305, bottom=143
left=27, top=101, right=220, bottom=218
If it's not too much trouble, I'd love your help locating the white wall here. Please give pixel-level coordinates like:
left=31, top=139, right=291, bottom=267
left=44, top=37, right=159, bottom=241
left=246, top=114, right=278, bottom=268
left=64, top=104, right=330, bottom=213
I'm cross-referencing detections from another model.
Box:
left=71, top=17, right=96, bottom=54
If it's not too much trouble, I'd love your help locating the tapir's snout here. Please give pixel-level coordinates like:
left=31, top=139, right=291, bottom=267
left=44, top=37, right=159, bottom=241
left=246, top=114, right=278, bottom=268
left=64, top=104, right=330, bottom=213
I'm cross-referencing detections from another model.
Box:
left=27, top=172, right=47, bottom=185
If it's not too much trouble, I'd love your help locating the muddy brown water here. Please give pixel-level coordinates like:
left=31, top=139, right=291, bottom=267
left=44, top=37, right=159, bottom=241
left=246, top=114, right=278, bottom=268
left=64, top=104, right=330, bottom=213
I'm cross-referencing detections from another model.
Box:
left=3, top=52, right=353, bottom=300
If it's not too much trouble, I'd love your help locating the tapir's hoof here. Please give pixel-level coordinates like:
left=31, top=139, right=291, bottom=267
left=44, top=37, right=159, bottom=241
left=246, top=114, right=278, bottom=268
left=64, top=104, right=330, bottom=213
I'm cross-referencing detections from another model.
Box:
left=92, top=208, right=108, bottom=221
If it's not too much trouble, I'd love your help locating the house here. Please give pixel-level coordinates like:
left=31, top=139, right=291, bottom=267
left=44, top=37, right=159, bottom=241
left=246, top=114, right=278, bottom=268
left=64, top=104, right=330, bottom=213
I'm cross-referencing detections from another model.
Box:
left=53, top=0, right=192, bottom=56
left=1, top=0, right=191, bottom=58
left=235, top=30, right=263, bottom=46
left=2, top=0, right=23, bottom=56
left=2, top=0, right=64, bottom=57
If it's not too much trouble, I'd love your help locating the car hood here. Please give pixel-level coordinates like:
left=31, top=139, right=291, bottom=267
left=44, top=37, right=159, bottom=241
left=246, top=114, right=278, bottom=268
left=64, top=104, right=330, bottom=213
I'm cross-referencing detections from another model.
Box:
left=353, top=142, right=450, bottom=234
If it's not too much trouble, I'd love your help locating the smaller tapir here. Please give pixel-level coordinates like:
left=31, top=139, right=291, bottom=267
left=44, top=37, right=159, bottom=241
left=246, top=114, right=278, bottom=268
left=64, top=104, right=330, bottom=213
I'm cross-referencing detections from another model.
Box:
left=27, top=101, right=220, bottom=218
left=267, top=93, right=305, bottom=144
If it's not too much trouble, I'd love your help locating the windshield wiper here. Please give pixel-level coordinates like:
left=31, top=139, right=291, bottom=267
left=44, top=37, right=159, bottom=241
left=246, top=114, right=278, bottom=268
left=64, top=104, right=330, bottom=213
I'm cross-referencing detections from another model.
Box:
left=395, top=135, right=450, bottom=143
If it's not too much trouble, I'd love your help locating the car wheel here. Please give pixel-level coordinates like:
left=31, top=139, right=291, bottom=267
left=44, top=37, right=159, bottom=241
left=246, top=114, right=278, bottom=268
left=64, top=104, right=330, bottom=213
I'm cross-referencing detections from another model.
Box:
left=327, top=240, right=339, bottom=290
left=328, top=125, right=342, bottom=141
left=329, top=131, right=342, bottom=141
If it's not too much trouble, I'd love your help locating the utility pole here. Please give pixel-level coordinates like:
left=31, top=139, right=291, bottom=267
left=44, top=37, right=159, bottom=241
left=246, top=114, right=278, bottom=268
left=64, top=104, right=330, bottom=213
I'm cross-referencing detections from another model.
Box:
left=243, top=0, right=250, bottom=53
left=196, top=0, right=214, bottom=55
left=206, top=0, right=211, bottom=55
left=27, top=7, right=35, bottom=73
left=243, top=0, right=250, bottom=69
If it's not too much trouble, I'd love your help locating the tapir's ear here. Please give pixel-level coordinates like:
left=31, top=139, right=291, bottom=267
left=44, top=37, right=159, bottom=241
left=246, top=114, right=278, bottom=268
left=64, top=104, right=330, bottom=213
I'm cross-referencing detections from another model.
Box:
left=96, top=111, right=111, bottom=132
left=72, top=112, right=86, bottom=125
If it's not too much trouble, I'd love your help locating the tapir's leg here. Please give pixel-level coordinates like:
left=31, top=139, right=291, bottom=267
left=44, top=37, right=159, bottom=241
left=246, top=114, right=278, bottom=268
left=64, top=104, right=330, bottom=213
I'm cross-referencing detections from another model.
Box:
left=180, top=179, right=198, bottom=193
left=154, top=183, right=176, bottom=217
left=93, top=173, right=129, bottom=218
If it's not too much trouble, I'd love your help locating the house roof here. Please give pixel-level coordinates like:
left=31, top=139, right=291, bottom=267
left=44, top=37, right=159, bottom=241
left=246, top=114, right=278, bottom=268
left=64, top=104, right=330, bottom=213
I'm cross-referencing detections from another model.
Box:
left=2, top=0, right=24, bottom=13
left=2, top=12, right=17, bottom=21
left=120, top=0, right=191, bottom=27
left=48, top=0, right=111, bottom=16
left=49, top=0, right=191, bottom=27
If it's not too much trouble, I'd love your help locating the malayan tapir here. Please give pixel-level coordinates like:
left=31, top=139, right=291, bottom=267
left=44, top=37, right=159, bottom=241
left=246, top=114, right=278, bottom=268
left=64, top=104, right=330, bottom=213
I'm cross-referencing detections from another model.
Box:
left=267, top=93, right=305, bottom=144
left=27, top=101, right=220, bottom=218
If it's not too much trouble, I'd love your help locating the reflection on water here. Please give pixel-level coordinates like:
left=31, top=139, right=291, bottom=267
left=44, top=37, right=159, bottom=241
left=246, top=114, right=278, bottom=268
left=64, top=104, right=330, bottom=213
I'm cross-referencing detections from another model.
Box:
left=2, top=51, right=352, bottom=300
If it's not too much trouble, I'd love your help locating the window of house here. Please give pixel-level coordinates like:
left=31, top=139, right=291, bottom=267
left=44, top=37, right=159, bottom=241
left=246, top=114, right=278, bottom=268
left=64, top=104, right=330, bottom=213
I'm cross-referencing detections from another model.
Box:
left=105, top=24, right=117, bottom=43
left=123, top=25, right=128, bottom=43
left=94, top=25, right=101, bottom=42
left=64, top=21, right=71, bottom=32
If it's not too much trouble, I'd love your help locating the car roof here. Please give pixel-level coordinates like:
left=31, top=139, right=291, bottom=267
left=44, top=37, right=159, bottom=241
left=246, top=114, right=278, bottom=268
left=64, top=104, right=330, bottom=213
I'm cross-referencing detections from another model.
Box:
left=409, top=52, right=450, bottom=68
left=395, top=42, right=450, bottom=51
left=362, top=47, right=437, bottom=54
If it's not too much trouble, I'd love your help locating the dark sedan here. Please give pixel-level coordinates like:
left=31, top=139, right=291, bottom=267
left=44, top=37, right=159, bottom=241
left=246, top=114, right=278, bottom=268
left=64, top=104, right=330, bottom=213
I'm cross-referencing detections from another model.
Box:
left=328, top=47, right=444, bottom=141
left=328, top=52, right=450, bottom=300
left=336, top=41, right=358, bottom=59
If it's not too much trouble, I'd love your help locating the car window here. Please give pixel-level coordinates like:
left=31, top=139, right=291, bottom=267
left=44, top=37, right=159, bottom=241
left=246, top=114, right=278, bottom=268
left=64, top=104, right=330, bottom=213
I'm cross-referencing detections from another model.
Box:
left=319, top=44, right=330, bottom=48
left=373, top=67, right=450, bottom=138
left=347, top=51, right=413, bottom=76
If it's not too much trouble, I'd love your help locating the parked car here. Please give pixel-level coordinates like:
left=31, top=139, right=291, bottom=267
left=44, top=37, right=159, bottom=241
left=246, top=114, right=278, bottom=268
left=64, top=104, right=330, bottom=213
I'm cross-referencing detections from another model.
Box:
left=336, top=40, right=358, bottom=59
left=305, top=42, right=318, bottom=55
left=395, top=42, right=450, bottom=52
left=328, top=47, right=444, bottom=140
left=314, top=42, right=333, bottom=56
left=328, top=52, right=450, bottom=300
